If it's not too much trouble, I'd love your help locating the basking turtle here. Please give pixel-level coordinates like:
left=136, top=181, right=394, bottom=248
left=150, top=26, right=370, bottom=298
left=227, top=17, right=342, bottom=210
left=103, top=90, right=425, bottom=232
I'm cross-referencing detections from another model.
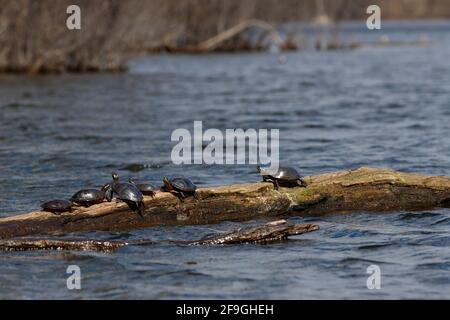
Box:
left=41, top=200, right=73, bottom=215
left=256, top=165, right=307, bottom=190
left=128, top=179, right=157, bottom=197
left=70, top=189, right=106, bottom=207
left=111, top=172, right=145, bottom=217
left=162, top=176, right=197, bottom=201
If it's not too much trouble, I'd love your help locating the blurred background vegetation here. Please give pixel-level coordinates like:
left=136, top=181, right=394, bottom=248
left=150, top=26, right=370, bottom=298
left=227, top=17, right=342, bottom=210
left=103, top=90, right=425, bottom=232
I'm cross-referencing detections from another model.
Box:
left=1, top=0, right=449, bottom=73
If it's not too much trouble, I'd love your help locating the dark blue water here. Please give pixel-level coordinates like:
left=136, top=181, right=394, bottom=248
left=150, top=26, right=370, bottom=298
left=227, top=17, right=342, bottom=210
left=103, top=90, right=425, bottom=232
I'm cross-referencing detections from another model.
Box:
left=0, top=21, right=449, bottom=299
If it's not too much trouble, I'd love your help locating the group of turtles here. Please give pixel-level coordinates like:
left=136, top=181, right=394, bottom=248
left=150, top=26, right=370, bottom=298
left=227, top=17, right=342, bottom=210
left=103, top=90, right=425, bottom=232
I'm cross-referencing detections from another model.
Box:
left=41, top=173, right=198, bottom=216
left=41, top=166, right=308, bottom=216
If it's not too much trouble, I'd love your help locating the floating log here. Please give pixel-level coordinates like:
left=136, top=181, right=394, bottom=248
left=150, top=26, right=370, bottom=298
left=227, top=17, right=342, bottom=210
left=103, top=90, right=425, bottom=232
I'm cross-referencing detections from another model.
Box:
left=0, top=220, right=318, bottom=251
left=0, top=167, right=449, bottom=239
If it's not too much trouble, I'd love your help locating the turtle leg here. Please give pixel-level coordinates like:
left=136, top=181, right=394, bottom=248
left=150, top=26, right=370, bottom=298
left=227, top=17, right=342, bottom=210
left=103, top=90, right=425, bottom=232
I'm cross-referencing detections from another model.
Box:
left=274, top=180, right=280, bottom=190
left=103, top=185, right=113, bottom=202
left=169, top=191, right=184, bottom=202
left=124, top=201, right=144, bottom=218
left=137, top=201, right=145, bottom=218
left=297, top=178, right=308, bottom=187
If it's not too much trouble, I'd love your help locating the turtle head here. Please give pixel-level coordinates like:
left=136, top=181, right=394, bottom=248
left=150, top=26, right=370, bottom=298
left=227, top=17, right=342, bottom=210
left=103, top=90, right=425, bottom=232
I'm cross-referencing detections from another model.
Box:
left=298, top=178, right=308, bottom=188
left=101, top=183, right=113, bottom=201
left=112, top=172, right=119, bottom=182
left=162, top=177, right=172, bottom=190
left=101, top=183, right=111, bottom=192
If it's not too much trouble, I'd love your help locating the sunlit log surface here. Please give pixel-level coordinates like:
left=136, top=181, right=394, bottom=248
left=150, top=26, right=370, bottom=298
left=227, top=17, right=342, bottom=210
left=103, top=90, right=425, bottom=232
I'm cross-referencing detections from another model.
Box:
left=0, top=220, right=318, bottom=251
left=0, top=167, right=449, bottom=239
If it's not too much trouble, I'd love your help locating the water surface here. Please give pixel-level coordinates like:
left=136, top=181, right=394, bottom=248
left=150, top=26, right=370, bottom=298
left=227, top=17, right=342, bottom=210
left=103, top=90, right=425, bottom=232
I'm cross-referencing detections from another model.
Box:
left=0, top=21, right=449, bottom=299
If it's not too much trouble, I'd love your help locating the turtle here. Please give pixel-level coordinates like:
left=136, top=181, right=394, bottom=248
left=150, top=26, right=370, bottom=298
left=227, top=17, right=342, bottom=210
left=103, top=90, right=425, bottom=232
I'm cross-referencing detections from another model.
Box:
left=128, top=178, right=157, bottom=197
left=41, top=199, right=73, bottom=214
left=111, top=172, right=145, bottom=217
left=256, top=165, right=307, bottom=190
left=162, top=176, right=197, bottom=201
left=70, top=189, right=107, bottom=207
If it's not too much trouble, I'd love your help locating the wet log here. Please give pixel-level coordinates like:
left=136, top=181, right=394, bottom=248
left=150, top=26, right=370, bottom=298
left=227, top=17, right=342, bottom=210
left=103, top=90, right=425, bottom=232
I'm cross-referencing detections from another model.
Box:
left=0, top=220, right=318, bottom=251
left=0, top=167, right=449, bottom=239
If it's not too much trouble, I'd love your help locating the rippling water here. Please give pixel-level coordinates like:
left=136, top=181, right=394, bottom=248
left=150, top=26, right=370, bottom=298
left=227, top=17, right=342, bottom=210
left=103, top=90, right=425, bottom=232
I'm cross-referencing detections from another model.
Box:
left=0, top=21, right=449, bottom=299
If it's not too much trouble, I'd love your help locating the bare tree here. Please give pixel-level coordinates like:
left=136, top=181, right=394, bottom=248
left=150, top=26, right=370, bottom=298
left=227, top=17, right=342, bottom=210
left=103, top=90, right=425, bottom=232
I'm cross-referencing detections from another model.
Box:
left=0, top=0, right=448, bottom=73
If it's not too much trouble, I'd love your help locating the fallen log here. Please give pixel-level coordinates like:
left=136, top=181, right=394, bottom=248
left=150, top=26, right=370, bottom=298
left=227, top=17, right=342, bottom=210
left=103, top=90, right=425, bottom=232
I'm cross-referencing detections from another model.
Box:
left=0, top=167, right=449, bottom=239
left=165, top=19, right=288, bottom=53
left=191, top=19, right=283, bottom=52
left=0, top=220, right=318, bottom=251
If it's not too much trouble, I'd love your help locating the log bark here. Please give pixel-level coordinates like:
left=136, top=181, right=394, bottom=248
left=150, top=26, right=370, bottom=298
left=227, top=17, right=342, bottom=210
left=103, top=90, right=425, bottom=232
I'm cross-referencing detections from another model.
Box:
left=0, top=167, right=449, bottom=239
left=0, top=220, right=318, bottom=251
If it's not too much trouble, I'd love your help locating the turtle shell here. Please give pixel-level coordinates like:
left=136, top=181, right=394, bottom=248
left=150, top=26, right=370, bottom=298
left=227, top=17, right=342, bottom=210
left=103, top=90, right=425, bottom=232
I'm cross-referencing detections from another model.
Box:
left=170, top=177, right=197, bottom=193
left=71, top=189, right=105, bottom=206
left=266, top=167, right=301, bottom=181
left=135, top=182, right=158, bottom=196
left=114, top=182, right=144, bottom=203
left=41, top=200, right=73, bottom=214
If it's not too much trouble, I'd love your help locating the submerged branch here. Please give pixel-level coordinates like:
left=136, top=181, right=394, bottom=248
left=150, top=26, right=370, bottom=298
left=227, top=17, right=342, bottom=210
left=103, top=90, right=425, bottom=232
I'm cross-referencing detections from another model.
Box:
left=186, top=220, right=319, bottom=245
left=0, top=239, right=142, bottom=252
